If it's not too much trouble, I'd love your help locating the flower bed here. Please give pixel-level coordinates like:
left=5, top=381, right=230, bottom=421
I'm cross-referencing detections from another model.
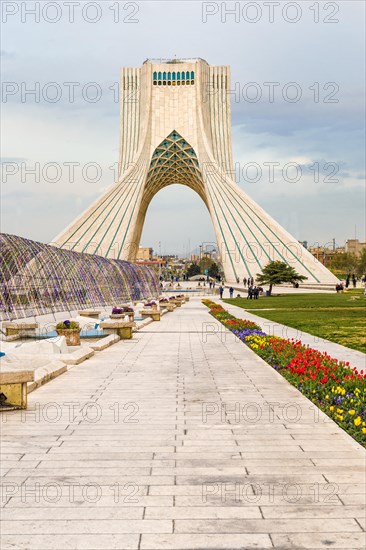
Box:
left=202, top=299, right=366, bottom=446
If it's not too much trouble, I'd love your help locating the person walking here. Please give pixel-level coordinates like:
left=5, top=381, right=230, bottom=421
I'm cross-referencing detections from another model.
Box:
left=243, top=277, right=247, bottom=287
left=247, top=286, right=252, bottom=300
left=229, top=287, right=234, bottom=299
left=352, top=274, right=357, bottom=288
left=219, top=286, right=224, bottom=299
left=253, top=286, right=259, bottom=300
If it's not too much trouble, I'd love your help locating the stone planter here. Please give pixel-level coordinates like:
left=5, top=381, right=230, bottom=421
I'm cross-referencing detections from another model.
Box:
left=100, top=321, right=136, bottom=340
left=0, top=368, right=35, bottom=410
left=56, top=328, right=81, bottom=346
left=111, top=309, right=134, bottom=321
left=78, top=310, right=101, bottom=319
left=140, top=310, right=161, bottom=321
left=3, top=322, right=38, bottom=338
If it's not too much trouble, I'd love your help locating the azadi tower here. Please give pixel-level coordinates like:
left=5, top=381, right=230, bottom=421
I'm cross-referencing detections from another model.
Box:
left=54, top=58, right=338, bottom=285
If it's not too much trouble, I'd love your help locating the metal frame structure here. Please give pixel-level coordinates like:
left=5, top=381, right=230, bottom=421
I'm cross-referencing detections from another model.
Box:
left=0, top=233, right=159, bottom=321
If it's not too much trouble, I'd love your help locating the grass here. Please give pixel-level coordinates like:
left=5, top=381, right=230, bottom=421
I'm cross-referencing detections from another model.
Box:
left=224, top=289, right=366, bottom=353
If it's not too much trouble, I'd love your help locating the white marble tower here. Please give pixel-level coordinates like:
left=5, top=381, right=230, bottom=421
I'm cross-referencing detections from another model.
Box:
left=54, top=58, right=338, bottom=285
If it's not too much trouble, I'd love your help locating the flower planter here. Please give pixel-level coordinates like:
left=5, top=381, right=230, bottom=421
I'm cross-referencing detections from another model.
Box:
left=111, top=308, right=134, bottom=321
left=56, top=328, right=81, bottom=346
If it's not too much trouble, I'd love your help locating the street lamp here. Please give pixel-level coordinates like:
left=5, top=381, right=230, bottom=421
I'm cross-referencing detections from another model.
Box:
left=158, top=241, right=162, bottom=279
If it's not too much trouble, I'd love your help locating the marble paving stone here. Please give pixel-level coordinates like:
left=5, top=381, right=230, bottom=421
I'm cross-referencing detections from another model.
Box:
left=1, top=519, right=172, bottom=534
left=144, top=506, right=262, bottom=519
left=271, top=532, right=366, bottom=549
left=5, top=495, right=172, bottom=508
left=140, top=533, right=273, bottom=549
left=0, top=507, right=144, bottom=520
left=1, top=534, right=139, bottom=549
left=173, top=517, right=361, bottom=533
left=0, top=298, right=364, bottom=549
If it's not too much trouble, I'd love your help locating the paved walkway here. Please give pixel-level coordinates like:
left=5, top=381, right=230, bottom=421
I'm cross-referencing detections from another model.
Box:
left=1, top=298, right=365, bottom=549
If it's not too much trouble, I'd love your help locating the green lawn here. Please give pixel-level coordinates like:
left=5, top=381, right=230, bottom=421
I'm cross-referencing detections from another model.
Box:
left=224, top=290, right=366, bottom=353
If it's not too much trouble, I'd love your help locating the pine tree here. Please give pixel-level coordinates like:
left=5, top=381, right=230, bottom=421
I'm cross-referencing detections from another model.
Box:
left=256, top=261, right=307, bottom=296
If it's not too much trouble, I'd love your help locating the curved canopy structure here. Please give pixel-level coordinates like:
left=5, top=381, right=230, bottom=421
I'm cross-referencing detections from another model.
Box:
left=0, top=233, right=159, bottom=321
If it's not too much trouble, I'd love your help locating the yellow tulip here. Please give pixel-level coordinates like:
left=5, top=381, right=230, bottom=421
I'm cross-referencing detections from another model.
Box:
left=348, top=410, right=356, bottom=415
left=354, top=417, right=362, bottom=427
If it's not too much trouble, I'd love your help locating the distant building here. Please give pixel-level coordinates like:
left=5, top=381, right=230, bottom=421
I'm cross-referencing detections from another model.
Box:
left=136, top=247, right=153, bottom=261
left=308, top=246, right=345, bottom=266
left=345, top=239, right=366, bottom=257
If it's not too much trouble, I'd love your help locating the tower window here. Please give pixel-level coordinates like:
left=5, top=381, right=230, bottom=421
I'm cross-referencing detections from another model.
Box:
left=153, top=69, right=194, bottom=85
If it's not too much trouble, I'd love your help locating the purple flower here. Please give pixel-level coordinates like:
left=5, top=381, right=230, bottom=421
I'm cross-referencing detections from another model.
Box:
left=232, top=328, right=267, bottom=340
left=64, top=320, right=70, bottom=327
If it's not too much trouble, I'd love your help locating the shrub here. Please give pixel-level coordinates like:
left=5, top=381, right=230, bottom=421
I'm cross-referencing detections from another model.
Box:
left=56, top=320, right=80, bottom=330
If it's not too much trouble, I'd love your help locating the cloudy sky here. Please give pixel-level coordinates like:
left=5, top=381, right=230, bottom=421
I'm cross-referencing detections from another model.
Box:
left=1, top=0, right=365, bottom=256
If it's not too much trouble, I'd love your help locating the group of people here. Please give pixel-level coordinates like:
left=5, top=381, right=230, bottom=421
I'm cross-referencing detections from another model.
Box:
left=247, top=286, right=260, bottom=300
left=345, top=273, right=358, bottom=289
left=243, top=277, right=254, bottom=287
left=337, top=274, right=366, bottom=295
left=219, top=286, right=238, bottom=299
left=219, top=284, right=261, bottom=300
